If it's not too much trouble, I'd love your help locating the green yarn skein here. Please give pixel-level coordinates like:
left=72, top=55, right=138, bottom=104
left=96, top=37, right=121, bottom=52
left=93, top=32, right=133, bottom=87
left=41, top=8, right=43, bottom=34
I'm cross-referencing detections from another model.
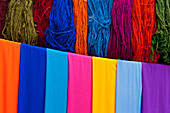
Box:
left=151, top=0, right=170, bottom=64
left=2, top=0, right=38, bottom=45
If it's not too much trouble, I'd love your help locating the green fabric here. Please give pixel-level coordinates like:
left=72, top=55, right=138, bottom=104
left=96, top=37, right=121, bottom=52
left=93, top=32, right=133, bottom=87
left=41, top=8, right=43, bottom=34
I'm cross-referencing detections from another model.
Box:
left=2, top=0, right=37, bottom=45
left=151, top=0, right=170, bottom=64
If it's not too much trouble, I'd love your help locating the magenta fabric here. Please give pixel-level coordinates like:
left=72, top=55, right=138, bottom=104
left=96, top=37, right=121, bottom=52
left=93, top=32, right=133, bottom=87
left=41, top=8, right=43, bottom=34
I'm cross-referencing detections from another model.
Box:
left=142, top=63, right=170, bottom=113
left=67, top=53, right=92, bottom=113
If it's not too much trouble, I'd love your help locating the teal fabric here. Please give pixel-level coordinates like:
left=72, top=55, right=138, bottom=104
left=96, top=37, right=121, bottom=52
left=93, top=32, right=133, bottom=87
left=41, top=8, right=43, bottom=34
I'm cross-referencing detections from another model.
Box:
left=45, top=48, right=68, bottom=113
left=116, top=60, right=142, bottom=113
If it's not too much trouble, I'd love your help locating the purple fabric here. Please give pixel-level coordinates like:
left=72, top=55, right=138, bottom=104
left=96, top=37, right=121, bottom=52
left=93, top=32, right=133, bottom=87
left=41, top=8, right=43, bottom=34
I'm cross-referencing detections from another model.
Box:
left=107, top=0, right=133, bottom=60
left=142, top=63, right=170, bottom=113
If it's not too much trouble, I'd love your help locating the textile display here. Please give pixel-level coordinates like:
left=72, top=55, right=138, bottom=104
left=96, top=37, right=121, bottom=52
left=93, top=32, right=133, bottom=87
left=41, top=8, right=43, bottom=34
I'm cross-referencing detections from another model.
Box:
left=0, top=39, right=20, bottom=113
left=18, top=44, right=46, bottom=113
left=0, top=39, right=170, bottom=113
left=142, top=63, right=170, bottom=113
left=116, top=60, right=142, bottom=113
left=67, top=53, right=92, bottom=113
left=92, top=57, right=117, bottom=113
left=45, top=49, right=68, bottom=113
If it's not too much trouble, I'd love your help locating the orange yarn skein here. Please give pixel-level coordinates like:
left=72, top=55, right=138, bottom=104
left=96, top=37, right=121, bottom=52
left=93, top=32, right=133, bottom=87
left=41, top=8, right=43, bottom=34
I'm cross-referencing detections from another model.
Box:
left=132, top=0, right=159, bottom=62
left=73, top=0, right=88, bottom=55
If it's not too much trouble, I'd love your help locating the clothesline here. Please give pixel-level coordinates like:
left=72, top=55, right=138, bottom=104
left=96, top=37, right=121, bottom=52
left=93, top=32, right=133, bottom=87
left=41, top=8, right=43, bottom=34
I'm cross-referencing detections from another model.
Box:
left=0, top=38, right=169, bottom=66
left=0, top=39, right=170, bottom=113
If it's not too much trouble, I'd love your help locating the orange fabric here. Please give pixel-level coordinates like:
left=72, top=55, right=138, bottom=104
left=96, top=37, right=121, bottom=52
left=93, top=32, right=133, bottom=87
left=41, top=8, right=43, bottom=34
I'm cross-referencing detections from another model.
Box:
left=0, top=39, right=20, bottom=113
left=73, top=0, right=88, bottom=55
left=132, top=0, right=159, bottom=62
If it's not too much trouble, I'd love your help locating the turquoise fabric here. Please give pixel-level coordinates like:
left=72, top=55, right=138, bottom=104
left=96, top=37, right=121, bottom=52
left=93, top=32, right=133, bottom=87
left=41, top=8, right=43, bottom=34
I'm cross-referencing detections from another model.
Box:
left=116, top=60, right=142, bottom=113
left=45, top=48, right=68, bottom=113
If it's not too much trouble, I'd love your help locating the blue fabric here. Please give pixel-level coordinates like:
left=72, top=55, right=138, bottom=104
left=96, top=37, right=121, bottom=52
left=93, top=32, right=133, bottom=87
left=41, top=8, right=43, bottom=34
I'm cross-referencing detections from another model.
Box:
left=18, top=43, right=46, bottom=113
left=45, top=0, right=76, bottom=52
left=116, top=60, right=142, bottom=113
left=45, top=49, right=68, bottom=113
left=87, top=0, right=113, bottom=57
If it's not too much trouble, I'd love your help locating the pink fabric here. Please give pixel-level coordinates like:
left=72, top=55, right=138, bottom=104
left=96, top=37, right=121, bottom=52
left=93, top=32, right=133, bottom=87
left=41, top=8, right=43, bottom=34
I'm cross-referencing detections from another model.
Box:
left=67, top=53, right=92, bottom=113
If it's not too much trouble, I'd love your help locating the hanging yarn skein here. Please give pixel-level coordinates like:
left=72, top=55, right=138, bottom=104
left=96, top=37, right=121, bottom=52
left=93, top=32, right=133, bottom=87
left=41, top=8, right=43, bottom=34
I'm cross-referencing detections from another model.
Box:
left=45, top=0, right=76, bottom=52
left=33, top=0, right=54, bottom=47
left=2, top=0, right=38, bottom=45
left=132, top=0, right=159, bottom=62
left=107, top=0, right=133, bottom=60
left=0, top=0, right=9, bottom=38
left=72, top=0, right=88, bottom=55
left=151, top=0, right=170, bottom=64
left=87, top=0, right=113, bottom=57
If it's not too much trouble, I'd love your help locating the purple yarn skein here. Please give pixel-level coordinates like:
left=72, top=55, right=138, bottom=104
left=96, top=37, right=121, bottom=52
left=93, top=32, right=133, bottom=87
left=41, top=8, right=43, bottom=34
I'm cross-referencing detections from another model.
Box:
left=107, top=0, right=133, bottom=60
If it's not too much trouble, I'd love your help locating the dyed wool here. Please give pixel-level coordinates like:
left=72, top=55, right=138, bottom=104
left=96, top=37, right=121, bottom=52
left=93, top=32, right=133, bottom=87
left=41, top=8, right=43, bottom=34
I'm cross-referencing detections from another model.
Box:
left=45, top=0, right=76, bottom=52
left=132, top=0, right=159, bottom=62
left=72, top=0, right=88, bottom=55
left=33, top=0, right=54, bottom=47
left=0, top=0, right=9, bottom=38
left=151, top=0, right=170, bottom=64
left=107, top=0, right=133, bottom=60
left=87, top=0, right=113, bottom=57
left=2, top=0, right=38, bottom=45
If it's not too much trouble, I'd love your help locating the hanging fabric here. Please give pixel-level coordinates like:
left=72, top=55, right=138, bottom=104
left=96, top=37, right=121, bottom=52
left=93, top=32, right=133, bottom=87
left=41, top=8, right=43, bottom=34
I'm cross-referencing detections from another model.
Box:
left=93, top=57, right=117, bottom=113
left=0, top=39, right=20, bottom=113
left=142, top=63, right=170, bottom=113
left=45, top=49, right=68, bottom=113
left=18, top=44, right=46, bottom=113
left=67, top=53, right=92, bottom=113
left=87, top=0, right=113, bottom=57
left=132, top=0, right=159, bottom=62
left=107, top=0, right=133, bottom=60
left=2, top=0, right=38, bottom=45
left=151, top=0, right=170, bottom=64
left=45, top=0, right=76, bottom=52
left=0, top=0, right=9, bottom=38
left=72, top=0, right=88, bottom=55
left=33, top=0, right=54, bottom=47
left=116, top=60, right=142, bottom=113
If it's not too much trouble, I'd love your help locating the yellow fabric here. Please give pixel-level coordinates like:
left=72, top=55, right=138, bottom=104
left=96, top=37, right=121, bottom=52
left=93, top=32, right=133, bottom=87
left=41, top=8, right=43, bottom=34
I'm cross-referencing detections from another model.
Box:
left=92, top=57, right=117, bottom=113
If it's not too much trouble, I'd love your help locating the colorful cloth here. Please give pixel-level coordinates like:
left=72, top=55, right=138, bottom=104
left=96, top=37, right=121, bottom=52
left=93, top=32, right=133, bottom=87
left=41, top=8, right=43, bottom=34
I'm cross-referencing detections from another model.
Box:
left=67, top=53, right=92, bottom=113
left=142, top=63, right=170, bottom=113
left=92, top=57, right=117, bottom=113
left=45, top=49, right=68, bottom=113
left=18, top=44, right=46, bottom=113
left=0, top=39, right=20, bottom=113
left=116, top=60, right=142, bottom=113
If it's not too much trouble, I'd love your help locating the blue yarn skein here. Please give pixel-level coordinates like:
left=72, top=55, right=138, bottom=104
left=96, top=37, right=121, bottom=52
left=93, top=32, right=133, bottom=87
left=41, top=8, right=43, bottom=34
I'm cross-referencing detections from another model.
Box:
left=45, top=0, right=76, bottom=52
left=87, top=0, right=113, bottom=57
